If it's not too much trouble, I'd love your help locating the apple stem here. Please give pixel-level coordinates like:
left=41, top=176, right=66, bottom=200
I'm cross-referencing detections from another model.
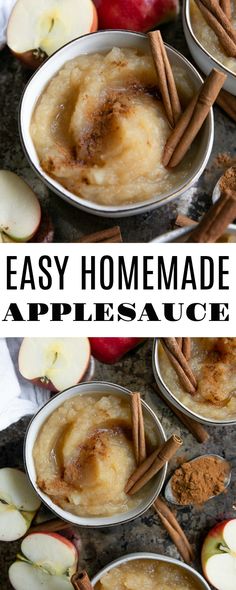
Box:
left=218, top=543, right=230, bottom=553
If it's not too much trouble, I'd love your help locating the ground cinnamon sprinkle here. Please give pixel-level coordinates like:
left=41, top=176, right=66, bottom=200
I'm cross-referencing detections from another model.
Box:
left=220, top=166, right=236, bottom=192
left=171, top=456, right=230, bottom=506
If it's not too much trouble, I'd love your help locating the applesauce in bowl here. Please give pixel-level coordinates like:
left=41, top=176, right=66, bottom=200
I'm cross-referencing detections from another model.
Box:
left=20, top=31, right=213, bottom=217
left=190, top=0, right=236, bottom=75
left=31, top=47, right=196, bottom=207
left=25, top=381, right=166, bottom=527
left=92, top=553, right=210, bottom=590
left=153, top=338, right=236, bottom=425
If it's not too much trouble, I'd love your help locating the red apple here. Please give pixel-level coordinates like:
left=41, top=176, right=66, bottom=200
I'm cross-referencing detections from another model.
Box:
left=7, top=0, right=98, bottom=69
left=89, top=337, right=145, bottom=364
left=9, top=531, right=77, bottom=589
left=18, top=337, right=91, bottom=391
left=201, top=519, right=236, bottom=590
left=93, top=0, right=179, bottom=32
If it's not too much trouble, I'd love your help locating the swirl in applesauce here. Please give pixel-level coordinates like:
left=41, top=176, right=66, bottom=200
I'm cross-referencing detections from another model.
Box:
left=94, top=559, right=203, bottom=590
left=31, top=47, right=196, bottom=206
left=159, top=338, right=236, bottom=421
left=33, top=394, right=159, bottom=517
left=190, top=0, right=236, bottom=74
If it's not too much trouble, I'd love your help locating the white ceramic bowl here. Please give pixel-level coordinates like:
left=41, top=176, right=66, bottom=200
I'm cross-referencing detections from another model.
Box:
left=153, top=339, right=236, bottom=426
left=91, top=552, right=211, bottom=589
left=24, top=380, right=167, bottom=527
left=183, top=0, right=236, bottom=95
left=19, top=30, right=214, bottom=218
left=151, top=224, right=236, bottom=242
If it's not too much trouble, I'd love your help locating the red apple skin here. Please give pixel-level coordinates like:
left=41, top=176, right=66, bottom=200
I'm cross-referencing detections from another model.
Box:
left=201, top=519, right=233, bottom=580
left=89, top=337, right=145, bottom=364
left=93, top=0, right=179, bottom=32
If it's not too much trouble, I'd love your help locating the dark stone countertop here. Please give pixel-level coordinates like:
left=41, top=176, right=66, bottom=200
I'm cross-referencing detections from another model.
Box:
left=0, top=13, right=236, bottom=242
left=0, top=339, right=235, bottom=588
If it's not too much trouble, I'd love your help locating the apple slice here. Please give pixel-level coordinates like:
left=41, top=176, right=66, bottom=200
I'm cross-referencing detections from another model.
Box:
left=7, top=0, right=98, bottom=68
left=0, top=170, right=41, bottom=242
left=89, top=337, right=145, bottom=364
left=9, top=532, right=77, bottom=590
left=18, top=337, right=91, bottom=391
left=0, top=468, right=41, bottom=541
left=202, top=518, right=236, bottom=590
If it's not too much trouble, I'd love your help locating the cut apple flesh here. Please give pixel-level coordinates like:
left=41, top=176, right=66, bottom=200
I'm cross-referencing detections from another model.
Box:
left=19, top=337, right=91, bottom=391
left=204, top=553, right=236, bottom=590
left=7, top=0, right=97, bottom=57
left=0, top=504, right=30, bottom=542
left=9, top=562, right=73, bottom=590
left=21, top=533, right=77, bottom=575
left=0, top=468, right=41, bottom=511
left=0, top=170, right=41, bottom=241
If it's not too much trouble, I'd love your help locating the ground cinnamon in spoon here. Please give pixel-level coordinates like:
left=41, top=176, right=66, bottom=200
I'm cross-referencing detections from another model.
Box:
left=171, top=456, right=230, bottom=506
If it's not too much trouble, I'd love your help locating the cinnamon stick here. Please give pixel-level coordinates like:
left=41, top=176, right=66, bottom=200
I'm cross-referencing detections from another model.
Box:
left=152, top=382, right=209, bottom=443
left=76, top=226, right=122, bottom=243
left=175, top=214, right=197, bottom=228
left=71, top=570, right=93, bottom=590
left=220, top=0, right=231, bottom=19
left=131, top=392, right=146, bottom=465
left=182, top=337, right=191, bottom=361
left=186, top=187, right=236, bottom=242
left=28, top=518, right=71, bottom=534
left=161, top=338, right=197, bottom=394
left=176, top=337, right=183, bottom=348
left=125, top=434, right=182, bottom=495
left=195, top=0, right=236, bottom=56
left=164, top=69, right=226, bottom=168
left=153, top=497, right=194, bottom=563
left=148, top=31, right=181, bottom=127
left=216, top=88, right=236, bottom=123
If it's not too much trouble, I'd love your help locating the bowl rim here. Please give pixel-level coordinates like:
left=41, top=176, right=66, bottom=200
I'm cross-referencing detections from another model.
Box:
left=152, top=338, right=236, bottom=426
left=24, top=379, right=167, bottom=527
left=150, top=223, right=236, bottom=243
left=183, top=0, right=236, bottom=81
left=91, top=551, right=211, bottom=589
left=19, top=28, right=214, bottom=218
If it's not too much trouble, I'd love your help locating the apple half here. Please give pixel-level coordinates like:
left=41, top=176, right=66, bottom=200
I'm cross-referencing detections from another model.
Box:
left=18, top=337, right=91, bottom=391
left=9, top=532, right=77, bottom=590
left=202, top=519, right=236, bottom=590
left=7, top=0, right=98, bottom=68
left=0, top=170, right=41, bottom=242
left=0, top=468, right=41, bottom=541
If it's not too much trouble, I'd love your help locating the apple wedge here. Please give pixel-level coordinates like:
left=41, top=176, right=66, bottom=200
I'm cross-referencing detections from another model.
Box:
left=0, top=170, right=41, bottom=242
left=0, top=468, right=41, bottom=541
left=9, top=532, right=77, bottom=590
left=18, top=337, right=91, bottom=391
left=7, top=0, right=98, bottom=68
left=202, top=519, right=236, bottom=590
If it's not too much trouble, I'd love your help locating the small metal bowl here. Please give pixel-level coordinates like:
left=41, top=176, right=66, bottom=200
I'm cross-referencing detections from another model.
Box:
left=19, top=29, right=214, bottom=218
left=92, top=552, right=211, bottom=589
left=183, top=0, right=236, bottom=95
left=24, top=381, right=167, bottom=528
left=153, top=339, right=236, bottom=426
left=151, top=224, right=236, bottom=242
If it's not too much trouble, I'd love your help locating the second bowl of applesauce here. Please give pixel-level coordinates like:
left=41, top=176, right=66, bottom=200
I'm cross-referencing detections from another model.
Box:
left=92, top=553, right=211, bottom=590
left=153, top=338, right=236, bottom=426
left=24, top=381, right=166, bottom=527
left=20, top=30, right=213, bottom=217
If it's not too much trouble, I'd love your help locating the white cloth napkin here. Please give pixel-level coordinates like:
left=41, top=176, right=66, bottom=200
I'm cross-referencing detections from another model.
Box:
left=0, top=338, right=50, bottom=431
left=0, top=0, right=17, bottom=49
